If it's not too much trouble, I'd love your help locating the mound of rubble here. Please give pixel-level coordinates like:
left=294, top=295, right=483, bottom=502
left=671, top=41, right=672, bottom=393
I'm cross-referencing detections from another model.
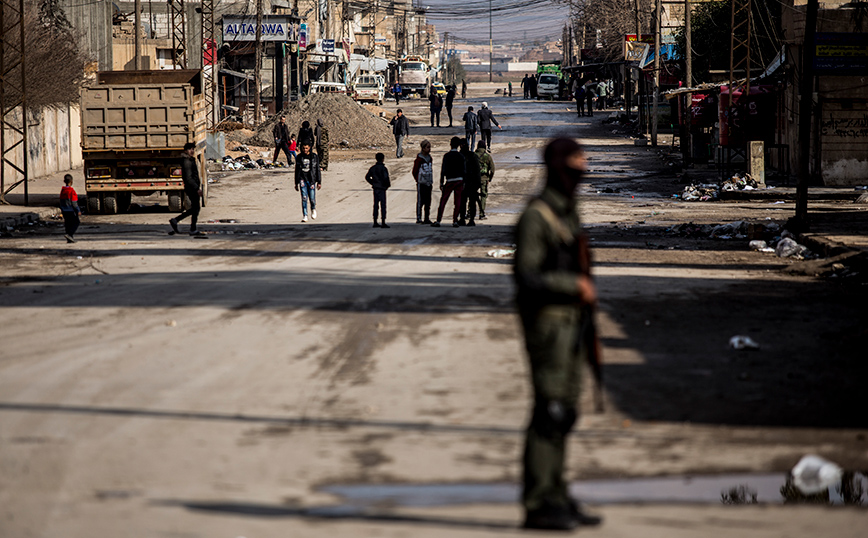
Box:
left=246, top=93, right=394, bottom=149
left=677, top=173, right=766, bottom=202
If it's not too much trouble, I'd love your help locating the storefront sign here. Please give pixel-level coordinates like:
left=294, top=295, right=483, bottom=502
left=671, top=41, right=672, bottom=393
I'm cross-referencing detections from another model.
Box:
left=299, top=23, right=307, bottom=49
left=815, top=33, right=868, bottom=76
left=223, top=15, right=296, bottom=42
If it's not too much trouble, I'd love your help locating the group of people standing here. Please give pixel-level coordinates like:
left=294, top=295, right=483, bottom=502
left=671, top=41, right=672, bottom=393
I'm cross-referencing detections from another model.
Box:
left=362, top=137, right=495, bottom=229
left=571, top=79, right=610, bottom=117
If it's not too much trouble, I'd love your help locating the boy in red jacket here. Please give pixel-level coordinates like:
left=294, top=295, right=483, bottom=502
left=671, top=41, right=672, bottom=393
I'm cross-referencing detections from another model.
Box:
left=59, top=174, right=81, bottom=243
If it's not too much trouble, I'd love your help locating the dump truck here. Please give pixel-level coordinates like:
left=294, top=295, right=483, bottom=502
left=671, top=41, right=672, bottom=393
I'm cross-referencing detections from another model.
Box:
left=80, top=70, right=207, bottom=214
left=397, top=56, right=430, bottom=98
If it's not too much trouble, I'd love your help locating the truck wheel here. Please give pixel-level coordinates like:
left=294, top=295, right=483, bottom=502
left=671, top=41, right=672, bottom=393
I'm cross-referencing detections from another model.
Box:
left=419, top=89, right=426, bottom=98
left=86, top=194, right=101, bottom=215
left=168, top=192, right=183, bottom=213
left=103, top=194, right=118, bottom=215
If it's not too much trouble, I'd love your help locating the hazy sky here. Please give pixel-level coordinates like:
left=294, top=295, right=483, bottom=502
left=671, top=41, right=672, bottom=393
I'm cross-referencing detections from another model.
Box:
left=421, top=0, right=570, bottom=45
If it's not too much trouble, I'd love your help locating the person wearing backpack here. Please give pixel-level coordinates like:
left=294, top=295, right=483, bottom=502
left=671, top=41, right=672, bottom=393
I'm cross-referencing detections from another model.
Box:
left=429, top=88, right=443, bottom=127
left=412, top=140, right=435, bottom=224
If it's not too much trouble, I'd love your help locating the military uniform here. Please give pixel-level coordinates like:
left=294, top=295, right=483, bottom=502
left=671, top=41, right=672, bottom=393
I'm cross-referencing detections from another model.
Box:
left=514, top=185, right=586, bottom=515
left=474, top=146, right=495, bottom=218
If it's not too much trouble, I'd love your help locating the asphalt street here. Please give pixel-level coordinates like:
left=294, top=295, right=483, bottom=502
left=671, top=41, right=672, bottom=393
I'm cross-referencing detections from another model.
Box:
left=1, top=92, right=866, bottom=537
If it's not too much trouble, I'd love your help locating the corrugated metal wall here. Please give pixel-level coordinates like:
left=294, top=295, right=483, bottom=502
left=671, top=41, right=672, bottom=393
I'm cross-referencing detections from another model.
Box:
left=60, top=0, right=113, bottom=70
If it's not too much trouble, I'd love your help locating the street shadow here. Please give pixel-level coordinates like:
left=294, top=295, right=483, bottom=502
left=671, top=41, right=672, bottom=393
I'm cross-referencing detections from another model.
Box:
left=152, top=499, right=518, bottom=531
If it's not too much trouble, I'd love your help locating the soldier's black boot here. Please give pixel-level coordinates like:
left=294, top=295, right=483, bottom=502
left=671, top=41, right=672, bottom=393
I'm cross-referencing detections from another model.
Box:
left=523, top=503, right=578, bottom=531
left=569, top=499, right=602, bottom=527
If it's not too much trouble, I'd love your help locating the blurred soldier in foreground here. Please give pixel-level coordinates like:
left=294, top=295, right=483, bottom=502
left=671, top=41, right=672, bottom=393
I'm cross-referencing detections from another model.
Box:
left=513, top=138, right=602, bottom=531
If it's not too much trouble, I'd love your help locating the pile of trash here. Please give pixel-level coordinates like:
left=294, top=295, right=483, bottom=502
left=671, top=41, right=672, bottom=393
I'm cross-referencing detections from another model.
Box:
left=678, top=184, right=719, bottom=202
left=676, top=173, right=767, bottom=202
left=218, top=154, right=290, bottom=171
left=666, top=220, right=814, bottom=259
left=721, top=172, right=761, bottom=191
left=246, top=92, right=395, bottom=149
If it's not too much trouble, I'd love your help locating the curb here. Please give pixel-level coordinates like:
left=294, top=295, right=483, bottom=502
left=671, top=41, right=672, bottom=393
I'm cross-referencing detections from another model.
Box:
left=798, top=232, right=868, bottom=276
left=1, top=206, right=59, bottom=231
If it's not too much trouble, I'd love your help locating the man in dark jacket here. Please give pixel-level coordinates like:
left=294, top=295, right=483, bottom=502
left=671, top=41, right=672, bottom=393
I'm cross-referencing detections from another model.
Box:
left=389, top=109, right=410, bottom=158
left=477, top=102, right=502, bottom=150
left=513, top=138, right=602, bottom=531
left=429, top=88, right=443, bottom=127
left=445, top=85, right=456, bottom=127
left=294, top=143, right=321, bottom=222
left=365, top=152, right=391, bottom=228
left=169, top=142, right=203, bottom=235
left=521, top=74, right=529, bottom=99
left=297, top=120, right=315, bottom=148
left=463, top=106, right=478, bottom=151
left=273, top=116, right=293, bottom=164
left=432, top=136, right=465, bottom=228
left=458, top=140, right=481, bottom=226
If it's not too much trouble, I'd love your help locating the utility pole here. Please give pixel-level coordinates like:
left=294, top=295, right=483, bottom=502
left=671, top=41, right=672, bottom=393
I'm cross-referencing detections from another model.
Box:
left=652, top=0, right=661, bottom=146
left=684, top=0, right=692, bottom=164
left=134, top=0, right=142, bottom=69
left=489, top=0, right=493, bottom=82
left=254, top=0, right=263, bottom=126
left=794, top=0, right=819, bottom=229
left=0, top=0, right=29, bottom=206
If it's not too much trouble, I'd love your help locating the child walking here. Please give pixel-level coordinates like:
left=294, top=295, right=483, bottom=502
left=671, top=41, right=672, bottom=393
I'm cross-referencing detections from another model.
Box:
left=412, top=140, right=434, bottom=224
left=365, top=153, right=391, bottom=228
left=59, top=173, right=81, bottom=243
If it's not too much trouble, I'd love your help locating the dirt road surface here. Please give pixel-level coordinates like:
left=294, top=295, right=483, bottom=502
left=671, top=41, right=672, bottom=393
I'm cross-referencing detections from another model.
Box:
left=1, top=92, right=866, bottom=537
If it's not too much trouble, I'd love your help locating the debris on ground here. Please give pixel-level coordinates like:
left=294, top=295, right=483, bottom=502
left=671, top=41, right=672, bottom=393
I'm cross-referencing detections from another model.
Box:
left=791, top=455, right=843, bottom=495
left=487, top=248, right=515, bottom=258
left=246, top=92, right=394, bottom=149
left=749, top=240, right=775, bottom=253
left=721, top=173, right=760, bottom=191
left=679, top=184, right=719, bottom=202
left=729, top=335, right=760, bottom=350
left=775, top=237, right=811, bottom=259
left=666, top=220, right=782, bottom=241
left=218, top=154, right=289, bottom=171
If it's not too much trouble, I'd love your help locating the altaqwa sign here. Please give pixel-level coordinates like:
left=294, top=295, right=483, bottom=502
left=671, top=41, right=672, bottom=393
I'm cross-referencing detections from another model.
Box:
left=223, top=15, right=297, bottom=42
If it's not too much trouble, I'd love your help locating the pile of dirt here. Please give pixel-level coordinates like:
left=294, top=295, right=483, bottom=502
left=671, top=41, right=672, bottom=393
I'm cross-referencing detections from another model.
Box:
left=246, top=93, right=394, bottom=149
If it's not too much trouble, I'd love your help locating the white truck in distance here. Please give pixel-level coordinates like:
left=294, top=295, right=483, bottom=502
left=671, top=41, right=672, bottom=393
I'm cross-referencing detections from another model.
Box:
left=397, top=57, right=430, bottom=98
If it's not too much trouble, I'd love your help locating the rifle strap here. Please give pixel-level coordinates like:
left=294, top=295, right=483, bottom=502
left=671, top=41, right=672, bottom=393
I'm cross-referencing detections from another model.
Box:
left=529, top=198, right=575, bottom=246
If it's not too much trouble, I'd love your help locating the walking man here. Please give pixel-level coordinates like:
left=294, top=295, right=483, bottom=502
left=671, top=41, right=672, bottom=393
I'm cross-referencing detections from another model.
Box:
left=463, top=106, right=478, bottom=152
left=169, top=142, right=203, bottom=236
left=514, top=138, right=603, bottom=531
left=573, top=79, right=586, bottom=117
left=365, top=152, right=391, bottom=228
left=585, top=81, right=596, bottom=117
left=429, top=87, right=443, bottom=127
left=272, top=115, right=292, bottom=164
left=432, top=136, right=465, bottom=228
left=294, top=143, right=321, bottom=222
left=445, top=84, right=456, bottom=127
left=59, top=173, right=81, bottom=243
left=477, top=102, right=502, bottom=150
left=412, top=140, right=434, bottom=224
left=508, top=81, right=513, bottom=97
left=390, top=109, right=410, bottom=158
left=521, top=74, right=529, bottom=99
left=474, top=141, right=495, bottom=220
left=393, top=82, right=402, bottom=105
left=596, top=81, right=607, bottom=110
left=461, top=79, right=467, bottom=99
left=459, top=139, right=481, bottom=226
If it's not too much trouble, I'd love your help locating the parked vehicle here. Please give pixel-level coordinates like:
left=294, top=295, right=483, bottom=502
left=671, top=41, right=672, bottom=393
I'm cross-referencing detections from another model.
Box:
left=80, top=69, right=207, bottom=214
left=398, top=56, right=430, bottom=97
left=431, top=82, right=447, bottom=96
left=353, top=74, right=385, bottom=104
left=309, top=81, right=350, bottom=96
left=536, top=74, right=561, bottom=100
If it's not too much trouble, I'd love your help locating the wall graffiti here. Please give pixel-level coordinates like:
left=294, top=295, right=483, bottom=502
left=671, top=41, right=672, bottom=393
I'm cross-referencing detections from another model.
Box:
left=821, top=114, right=868, bottom=138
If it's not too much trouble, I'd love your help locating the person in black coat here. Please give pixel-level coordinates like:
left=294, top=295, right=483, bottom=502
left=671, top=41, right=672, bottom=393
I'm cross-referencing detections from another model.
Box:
left=365, top=152, right=391, bottom=228
left=445, top=85, right=456, bottom=127
left=272, top=116, right=293, bottom=164
left=294, top=142, right=321, bottom=222
left=297, top=120, right=315, bottom=148
left=169, top=142, right=203, bottom=235
left=459, top=139, right=482, bottom=226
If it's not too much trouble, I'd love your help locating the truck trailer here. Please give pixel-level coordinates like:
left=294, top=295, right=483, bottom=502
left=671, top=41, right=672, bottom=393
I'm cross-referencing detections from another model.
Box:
left=80, top=70, right=207, bottom=214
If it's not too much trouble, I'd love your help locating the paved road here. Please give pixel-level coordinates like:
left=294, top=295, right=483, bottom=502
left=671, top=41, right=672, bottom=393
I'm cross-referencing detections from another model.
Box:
left=1, top=95, right=866, bottom=537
